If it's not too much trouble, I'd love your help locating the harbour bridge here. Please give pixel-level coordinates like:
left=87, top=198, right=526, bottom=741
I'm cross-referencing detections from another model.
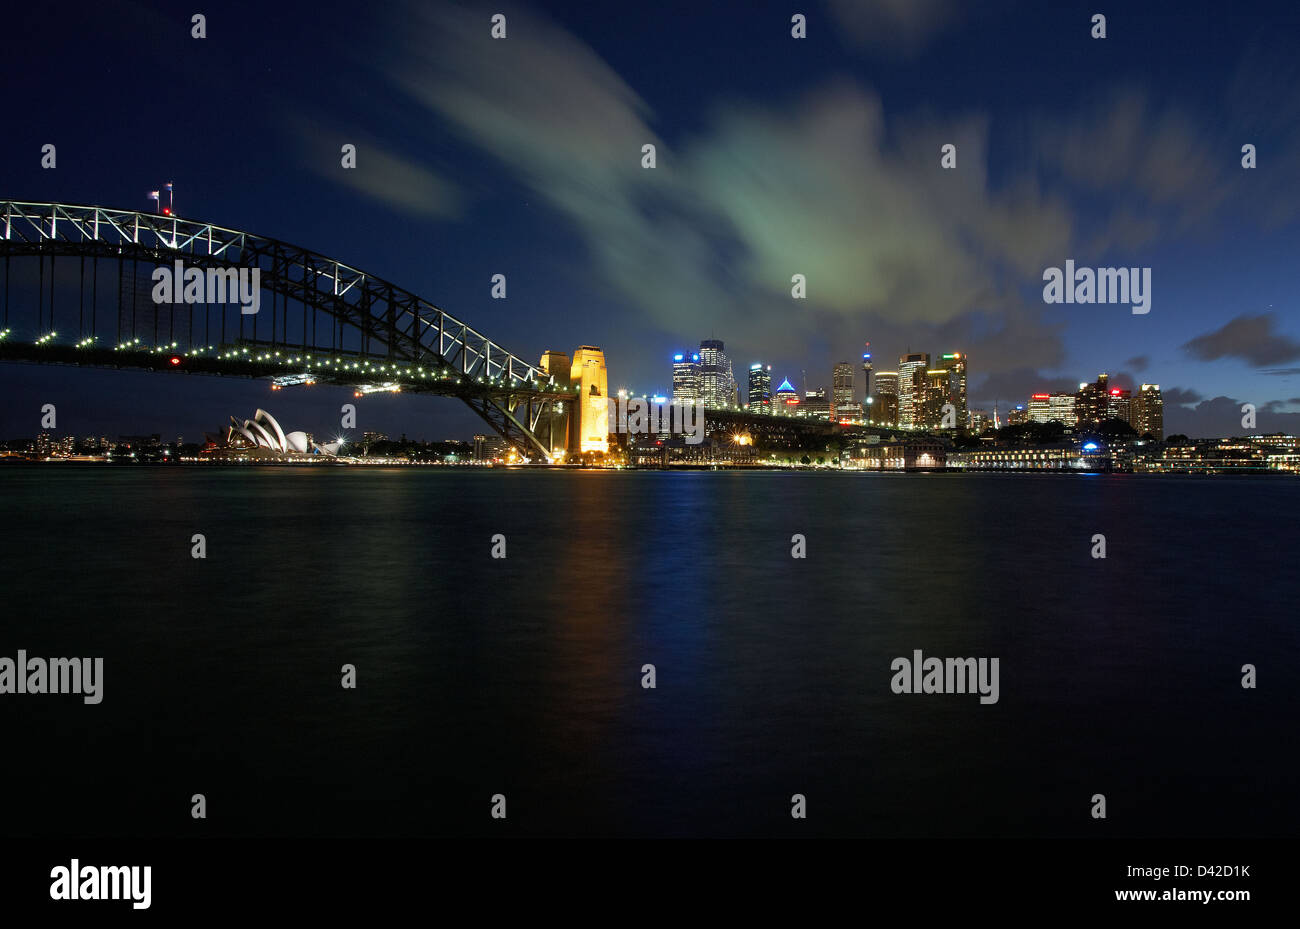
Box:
left=0, top=200, right=909, bottom=458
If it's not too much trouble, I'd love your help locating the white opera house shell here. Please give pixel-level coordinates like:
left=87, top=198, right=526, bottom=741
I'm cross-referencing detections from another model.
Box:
left=211, top=409, right=340, bottom=458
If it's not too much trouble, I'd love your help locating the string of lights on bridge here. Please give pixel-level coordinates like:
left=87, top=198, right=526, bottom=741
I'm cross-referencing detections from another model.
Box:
left=5, top=328, right=584, bottom=397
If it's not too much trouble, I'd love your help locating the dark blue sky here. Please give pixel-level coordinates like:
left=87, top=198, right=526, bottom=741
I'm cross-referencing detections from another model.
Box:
left=3, top=0, right=1300, bottom=439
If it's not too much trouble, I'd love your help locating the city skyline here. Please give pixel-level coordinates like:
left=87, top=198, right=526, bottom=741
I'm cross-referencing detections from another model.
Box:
left=2, top=1, right=1299, bottom=441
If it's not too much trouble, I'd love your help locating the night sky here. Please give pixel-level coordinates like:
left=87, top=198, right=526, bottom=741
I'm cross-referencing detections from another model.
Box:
left=3, top=0, right=1299, bottom=440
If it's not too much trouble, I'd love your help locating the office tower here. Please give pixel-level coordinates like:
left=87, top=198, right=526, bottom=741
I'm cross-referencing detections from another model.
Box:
left=698, top=339, right=735, bottom=409
left=748, top=363, right=772, bottom=413
left=774, top=377, right=799, bottom=413
left=1076, top=374, right=1111, bottom=425
left=872, top=371, right=899, bottom=426
left=1007, top=404, right=1029, bottom=426
left=897, top=352, right=930, bottom=428
left=1050, top=393, right=1078, bottom=425
left=913, top=369, right=940, bottom=428
left=1028, top=393, right=1078, bottom=425
left=968, top=410, right=992, bottom=434
left=832, top=362, right=856, bottom=421
left=938, top=352, right=968, bottom=428
left=1133, top=384, right=1164, bottom=438
left=1107, top=387, right=1132, bottom=425
left=801, top=388, right=830, bottom=420
left=569, top=346, right=609, bottom=454
left=672, top=352, right=701, bottom=403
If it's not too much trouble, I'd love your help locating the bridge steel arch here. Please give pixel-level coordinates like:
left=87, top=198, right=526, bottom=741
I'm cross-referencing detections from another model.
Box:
left=0, top=200, right=573, bottom=458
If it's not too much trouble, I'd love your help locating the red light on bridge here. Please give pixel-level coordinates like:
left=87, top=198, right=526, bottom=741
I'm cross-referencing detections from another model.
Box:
left=162, top=207, right=172, bottom=216
left=169, top=356, right=182, bottom=366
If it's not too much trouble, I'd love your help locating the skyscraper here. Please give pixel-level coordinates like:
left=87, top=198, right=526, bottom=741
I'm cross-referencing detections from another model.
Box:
left=1028, top=393, right=1078, bottom=425
left=774, top=377, right=799, bottom=413
left=872, top=371, right=899, bottom=426
left=922, top=369, right=950, bottom=428
left=898, top=352, right=930, bottom=428
left=832, top=362, right=856, bottom=421
left=698, top=339, right=735, bottom=409
left=748, top=363, right=772, bottom=413
left=1076, top=374, right=1111, bottom=425
left=938, top=352, right=968, bottom=429
left=672, top=352, right=701, bottom=403
left=1133, top=384, right=1164, bottom=438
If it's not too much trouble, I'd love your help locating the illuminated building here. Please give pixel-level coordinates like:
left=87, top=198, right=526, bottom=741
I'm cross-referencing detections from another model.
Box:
left=1027, top=393, right=1078, bottom=425
left=871, top=371, right=899, bottom=426
left=1007, top=404, right=1029, bottom=426
left=672, top=352, right=700, bottom=403
left=1076, top=374, right=1112, bottom=425
left=801, top=389, right=831, bottom=420
left=949, top=440, right=1111, bottom=471
left=698, top=339, right=735, bottom=409
left=570, top=346, right=609, bottom=454
left=1132, top=384, right=1163, bottom=438
left=832, top=362, right=856, bottom=421
left=857, top=438, right=947, bottom=470
left=774, top=377, right=799, bottom=413
left=211, top=409, right=317, bottom=458
left=919, top=369, right=950, bottom=428
left=898, top=352, right=930, bottom=428
left=938, top=352, right=968, bottom=428
left=1140, top=440, right=1268, bottom=474
left=748, top=363, right=772, bottom=413
left=862, top=349, right=873, bottom=403
left=1107, top=387, right=1132, bottom=424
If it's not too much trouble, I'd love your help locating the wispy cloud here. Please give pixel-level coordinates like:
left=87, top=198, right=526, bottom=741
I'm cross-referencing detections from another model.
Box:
left=1182, top=313, right=1300, bottom=367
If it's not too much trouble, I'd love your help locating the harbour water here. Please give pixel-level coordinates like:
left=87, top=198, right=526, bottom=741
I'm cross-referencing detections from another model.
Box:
left=2, top=467, right=1295, bottom=838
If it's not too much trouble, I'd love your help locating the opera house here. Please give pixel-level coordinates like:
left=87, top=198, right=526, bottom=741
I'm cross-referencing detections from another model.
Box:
left=204, top=409, right=342, bottom=460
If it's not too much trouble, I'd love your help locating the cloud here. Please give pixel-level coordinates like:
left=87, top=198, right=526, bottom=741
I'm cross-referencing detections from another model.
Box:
left=288, top=117, right=462, bottom=219
left=1162, top=387, right=1202, bottom=406
left=1164, top=394, right=1300, bottom=438
left=826, top=0, right=967, bottom=56
left=1124, top=354, right=1149, bottom=372
left=372, top=3, right=1079, bottom=378
left=1182, top=313, right=1300, bottom=367
left=1261, top=367, right=1300, bottom=377
left=969, top=367, right=1079, bottom=407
